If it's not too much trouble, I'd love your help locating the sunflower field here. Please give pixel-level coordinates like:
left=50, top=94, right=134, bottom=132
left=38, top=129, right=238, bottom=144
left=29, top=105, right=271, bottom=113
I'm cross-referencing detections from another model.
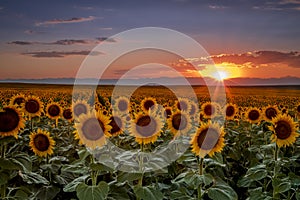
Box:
left=0, top=84, right=300, bottom=200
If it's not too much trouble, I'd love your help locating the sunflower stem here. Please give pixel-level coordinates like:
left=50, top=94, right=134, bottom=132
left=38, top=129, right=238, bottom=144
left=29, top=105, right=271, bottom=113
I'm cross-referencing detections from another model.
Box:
left=0, top=184, right=6, bottom=199
left=273, top=144, right=279, bottom=199
left=138, top=143, right=144, bottom=187
left=30, top=117, right=33, bottom=131
left=197, top=157, right=204, bottom=200
left=199, top=157, right=204, bottom=175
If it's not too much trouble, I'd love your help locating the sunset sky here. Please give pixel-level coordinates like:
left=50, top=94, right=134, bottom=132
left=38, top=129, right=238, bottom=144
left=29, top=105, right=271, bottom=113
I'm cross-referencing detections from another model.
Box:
left=0, top=0, right=299, bottom=82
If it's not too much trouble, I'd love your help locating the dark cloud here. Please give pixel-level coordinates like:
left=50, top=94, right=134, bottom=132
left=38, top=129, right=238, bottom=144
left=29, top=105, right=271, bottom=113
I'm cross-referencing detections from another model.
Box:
left=52, top=39, right=90, bottom=45
left=253, top=0, right=300, bottom=11
left=8, top=37, right=116, bottom=46
left=211, top=51, right=300, bottom=68
left=8, top=41, right=36, bottom=45
left=96, top=37, right=117, bottom=43
left=35, top=16, right=96, bottom=26
left=22, top=50, right=103, bottom=58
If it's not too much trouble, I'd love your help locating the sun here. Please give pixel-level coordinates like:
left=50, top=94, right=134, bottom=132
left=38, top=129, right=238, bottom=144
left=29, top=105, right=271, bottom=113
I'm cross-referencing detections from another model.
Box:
left=213, top=71, right=228, bottom=81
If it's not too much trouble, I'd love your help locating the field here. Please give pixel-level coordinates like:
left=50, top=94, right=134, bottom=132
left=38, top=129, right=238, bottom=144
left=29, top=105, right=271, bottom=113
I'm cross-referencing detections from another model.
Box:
left=0, top=83, right=300, bottom=200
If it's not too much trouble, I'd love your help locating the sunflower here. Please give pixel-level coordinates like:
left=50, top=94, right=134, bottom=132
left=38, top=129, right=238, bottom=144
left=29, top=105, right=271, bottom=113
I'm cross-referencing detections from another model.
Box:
left=224, top=103, right=238, bottom=120
left=29, top=129, right=55, bottom=157
left=168, top=111, right=192, bottom=136
left=46, top=102, right=62, bottom=120
left=163, top=107, right=173, bottom=119
left=72, top=100, right=90, bottom=118
left=75, top=111, right=112, bottom=149
left=62, top=108, right=73, bottom=122
left=263, top=105, right=280, bottom=121
left=296, top=104, right=300, bottom=117
left=245, top=107, right=261, bottom=124
left=188, top=101, right=199, bottom=117
left=10, top=94, right=26, bottom=107
left=190, top=122, right=225, bottom=158
left=23, top=96, right=43, bottom=118
left=140, top=97, right=157, bottom=113
left=130, top=112, right=163, bottom=145
left=114, top=96, right=130, bottom=114
left=201, top=102, right=219, bottom=119
left=0, top=106, right=25, bottom=138
left=175, top=98, right=191, bottom=113
left=269, top=114, right=298, bottom=147
left=109, top=115, right=125, bottom=136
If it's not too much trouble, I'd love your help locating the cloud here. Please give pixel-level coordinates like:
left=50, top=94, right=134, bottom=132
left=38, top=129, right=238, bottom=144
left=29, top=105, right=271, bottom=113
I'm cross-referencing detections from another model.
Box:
left=8, top=37, right=117, bottom=46
left=253, top=0, right=300, bottom=11
left=210, top=51, right=300, bottom=68
left=22, top=50, right=103, bottom=58
left=24, top=30, right=45, bottom=35
left=35, top=16, right=96, bottom=26
left=99, top=27, right=113, bottom=31
left=96, top=37, right=117, bottom=43
left=52, top=39, right=90, bottom=45
left=208, top=5, right=229, bottom=9
left=8, top=41, right=36, bottom=45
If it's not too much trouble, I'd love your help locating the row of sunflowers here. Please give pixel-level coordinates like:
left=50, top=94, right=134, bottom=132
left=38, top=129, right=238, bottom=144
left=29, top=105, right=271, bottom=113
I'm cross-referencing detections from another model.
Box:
left=0, top=88, right=300, bottom=199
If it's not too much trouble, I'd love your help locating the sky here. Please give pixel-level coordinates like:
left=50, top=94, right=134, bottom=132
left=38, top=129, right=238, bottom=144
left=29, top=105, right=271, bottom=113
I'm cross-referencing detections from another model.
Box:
left=0, top=0, right=300, bottom=82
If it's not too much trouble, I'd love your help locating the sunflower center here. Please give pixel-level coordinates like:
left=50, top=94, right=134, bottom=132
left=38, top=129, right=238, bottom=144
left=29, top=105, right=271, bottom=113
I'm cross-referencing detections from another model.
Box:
left=189, top=104, right=196, bottom=115
left=297, top=105, right=300, bottom=113
left=204, top=104, right=215, bottom=116
left=74, top=104, right=87, bottom=117
left=177, top=101, right=188, bottom=111
left=136, top=115, right=157, bottom=137
left=197, top=128, right=219, bottom=150
left=164, top=108, right=172, bottom=118
left=172, top=113, right=187, bottom=130
left=109, top=116, right=122, bottom=135
left=81, top=118, right=105, bottom=141
left=25, top=99, right=40, bottom=113
left=63, top=109, right=72, bottom=120
left=0, top=108, right=20, bottom=132
left=226, top=106, right=235, bottom=117
left=13, top=97, right=25, bottom=105
left=265, top=107, right=277, bottom=120
left=143, top=100, right=155, bottom=111
left=48, top=105, right=60, bottom=117
left=275, top=120, right=292, bottom=140
left=33, top=134, right=50, bottom=152
left=248, top=110, right=260, bottom=121
left=118, top=100, right=128, bottom=112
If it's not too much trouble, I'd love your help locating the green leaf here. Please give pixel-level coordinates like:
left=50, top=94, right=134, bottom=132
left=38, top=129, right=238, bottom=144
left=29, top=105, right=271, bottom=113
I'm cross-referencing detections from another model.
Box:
left=10, top=153, right=32, bottom=171
left=203, top=173, right=214, bottom=186
left=117, top=172, right=142, bottom=183
left=35, top=186, right=60, bottom=200
left=208, top=182, right=238, bottom=200
left=245, top=165, right=267, bottom=181
left=90, top=162, right=113, bottom=172
left=0, top=158, right=20, bottom=170
left=19, top=171, right=49, bottom=185
left=296, top=191, right=300, bottom=200
left=14, top=189, right=29, bottom=199
left=289, top=172, right=300, bottom=186
left=273, top=179, right=291, bottom=194
left=63, top=174, right=89, bottom=192
left=0, top=171, right=9, bottom=185
left=133, top=185, right=163, bottom=200
left=76, top=182, right=109, bottom=200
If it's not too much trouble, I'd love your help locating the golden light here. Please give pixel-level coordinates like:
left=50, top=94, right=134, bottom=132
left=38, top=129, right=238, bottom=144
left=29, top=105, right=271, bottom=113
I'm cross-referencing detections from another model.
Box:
left=212, top=71, right=228, bottom=81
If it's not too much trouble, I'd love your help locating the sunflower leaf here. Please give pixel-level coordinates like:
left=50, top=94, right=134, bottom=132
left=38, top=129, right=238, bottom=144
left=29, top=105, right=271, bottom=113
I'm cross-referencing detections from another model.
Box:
left=19, top=171, right=49, bottom=185
left=63, top=174, right=89, bottom=193
left=76, top=182, right=109, bottom=200
left=133, top=185, right=163, bottom=200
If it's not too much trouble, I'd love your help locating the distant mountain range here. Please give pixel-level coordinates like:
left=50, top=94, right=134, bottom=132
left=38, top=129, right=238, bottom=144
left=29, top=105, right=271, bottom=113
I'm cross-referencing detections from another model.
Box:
left=0, top=76, right=299, bottom=86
